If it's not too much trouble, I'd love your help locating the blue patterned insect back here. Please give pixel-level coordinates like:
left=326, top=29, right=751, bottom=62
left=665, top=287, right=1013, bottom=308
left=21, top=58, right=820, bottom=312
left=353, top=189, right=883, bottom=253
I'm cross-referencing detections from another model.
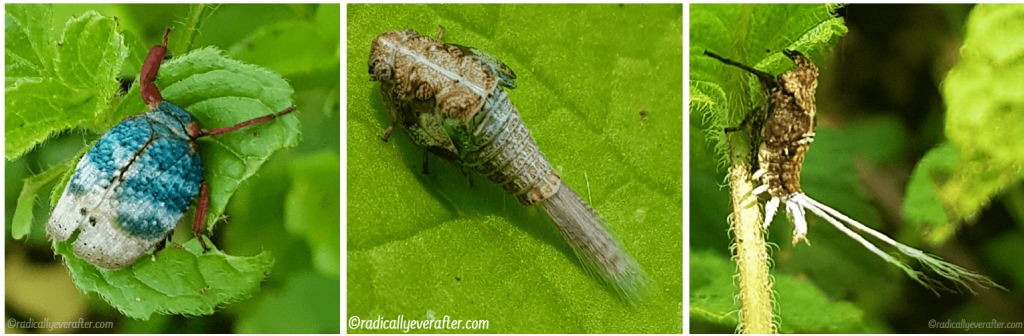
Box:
left=46, top=28, right=297, bottom=270
left=48, top=101, right=204, bottom=269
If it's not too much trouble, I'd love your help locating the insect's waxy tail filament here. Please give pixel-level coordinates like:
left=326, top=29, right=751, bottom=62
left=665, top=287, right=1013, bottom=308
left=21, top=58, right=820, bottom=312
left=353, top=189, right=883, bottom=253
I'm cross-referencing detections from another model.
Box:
left=789, top=193, right=1004, bottom=295
left=541, top=183, right=650, bottom=303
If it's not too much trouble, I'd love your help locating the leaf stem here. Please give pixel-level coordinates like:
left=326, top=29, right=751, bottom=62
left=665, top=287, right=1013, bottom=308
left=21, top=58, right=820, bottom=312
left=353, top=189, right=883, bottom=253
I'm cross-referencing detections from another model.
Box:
left=174, top=4, right=209, bottom=55
left=724, top=127, right=775, bottom=333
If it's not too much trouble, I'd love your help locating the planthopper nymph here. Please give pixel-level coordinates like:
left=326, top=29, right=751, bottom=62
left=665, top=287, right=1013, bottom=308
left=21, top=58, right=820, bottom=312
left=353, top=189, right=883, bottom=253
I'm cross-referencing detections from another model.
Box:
left=368, top=27, right=650, bottom=302
left=705, top=49, right=1002, bottom=295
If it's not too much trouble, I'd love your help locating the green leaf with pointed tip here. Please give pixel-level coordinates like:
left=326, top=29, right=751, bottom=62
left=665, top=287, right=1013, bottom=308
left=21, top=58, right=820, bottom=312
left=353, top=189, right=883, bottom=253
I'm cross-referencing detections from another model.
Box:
left=55, top=238, right=273, bottom=320
left=689, top=251, right=867, bottom=333
left=5, top=6, right=127, bottom=160
left=348, top=4, right=681, bottom=333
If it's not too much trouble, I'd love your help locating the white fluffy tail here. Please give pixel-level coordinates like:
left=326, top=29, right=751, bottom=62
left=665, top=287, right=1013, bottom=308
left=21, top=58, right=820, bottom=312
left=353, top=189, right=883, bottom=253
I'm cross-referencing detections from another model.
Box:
left=541, top=183, right=650, bottom=303
left=787, top=193, right=1003, bottom=295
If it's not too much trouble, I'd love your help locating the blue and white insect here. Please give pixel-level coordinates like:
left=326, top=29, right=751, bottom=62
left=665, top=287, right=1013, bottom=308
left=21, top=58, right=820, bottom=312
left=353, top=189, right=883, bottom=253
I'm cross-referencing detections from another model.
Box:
left=46, top=28, right=296, bottom=270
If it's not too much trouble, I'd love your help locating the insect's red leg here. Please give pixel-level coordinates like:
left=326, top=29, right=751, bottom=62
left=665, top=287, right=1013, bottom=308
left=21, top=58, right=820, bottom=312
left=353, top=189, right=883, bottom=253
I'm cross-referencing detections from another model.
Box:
left=381, top=123, right=394, bottom=142
left=193, top=180, right=210, bottom=251
left=199, top=105, right=296, bottom=138
left=141, top=28, right=172, bottom=109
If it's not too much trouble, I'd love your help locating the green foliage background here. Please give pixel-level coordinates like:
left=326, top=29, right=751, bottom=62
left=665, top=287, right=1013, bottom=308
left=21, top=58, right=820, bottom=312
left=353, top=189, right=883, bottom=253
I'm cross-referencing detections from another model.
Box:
left=5, top=4, right=340, bottom=332
left=347, top=4, right=682, bottom=333
left=691, top=4, right=1024, bottom=333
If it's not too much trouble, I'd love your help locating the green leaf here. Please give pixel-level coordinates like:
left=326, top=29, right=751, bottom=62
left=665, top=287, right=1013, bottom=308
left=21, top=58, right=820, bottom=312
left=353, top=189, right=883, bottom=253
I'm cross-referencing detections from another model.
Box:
left=689, top=251, right=867, bottom=333
left=912, top=3, right=1024, bottom=240
left=228, top=20, right=338, bottom=78
left=55, top=238, right=273, bottom=320
left=348, top=4, right=681, bottom=333
left=236, top=272, right=341, bottom=333
left=903, top=142, right=958, bottom=243
left=11, top=153, right=79, bottom=239
left=4, top=3, right=56, bottom=83
left=284, top=151, right=340, bottom=277
left=5, top=6, right=127, bottom=160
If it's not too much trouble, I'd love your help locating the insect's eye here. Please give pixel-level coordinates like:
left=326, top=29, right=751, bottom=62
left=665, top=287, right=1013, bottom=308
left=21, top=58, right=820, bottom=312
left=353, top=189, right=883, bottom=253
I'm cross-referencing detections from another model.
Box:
left=371, top=59, right=393, bottom=82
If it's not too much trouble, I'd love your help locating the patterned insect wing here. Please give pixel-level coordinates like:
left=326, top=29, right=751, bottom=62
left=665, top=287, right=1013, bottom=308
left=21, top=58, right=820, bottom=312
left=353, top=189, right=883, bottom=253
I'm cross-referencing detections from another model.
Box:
left=452, top=44, right=518, bottom=89
left=47, top=101, right=203, bottom=269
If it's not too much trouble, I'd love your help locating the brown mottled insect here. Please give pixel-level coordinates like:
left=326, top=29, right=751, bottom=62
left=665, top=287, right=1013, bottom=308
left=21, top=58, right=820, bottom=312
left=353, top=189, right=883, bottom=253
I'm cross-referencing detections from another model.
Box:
left=706, top=49, right=1001, bottom=294
left=369, top=27, right=649, bottom=302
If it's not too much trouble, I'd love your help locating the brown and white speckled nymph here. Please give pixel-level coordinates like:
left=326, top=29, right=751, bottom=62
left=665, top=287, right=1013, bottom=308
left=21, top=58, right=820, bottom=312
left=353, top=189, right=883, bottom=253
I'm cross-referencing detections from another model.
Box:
left=706, top=49, right=1001, bottom=295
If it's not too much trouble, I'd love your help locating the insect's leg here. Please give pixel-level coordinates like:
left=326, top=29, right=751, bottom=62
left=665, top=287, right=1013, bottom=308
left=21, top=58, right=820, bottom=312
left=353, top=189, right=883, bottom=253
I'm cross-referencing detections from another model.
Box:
left=141, top=28, right=172, bottom=109
left=437, top=25, right=445, bottom=40
left=381, top=123, right=395, bottom=142
left=153, top=237, right=169, bottom=253
left=457, top=164, right=474, bottom=187
left=421, top=152, right=430, bottom=175
left=193, top=180, right=211, bottom=252
left=724, top=105, right=759, bottom=134
left=199, top=105, right=296, bottom=137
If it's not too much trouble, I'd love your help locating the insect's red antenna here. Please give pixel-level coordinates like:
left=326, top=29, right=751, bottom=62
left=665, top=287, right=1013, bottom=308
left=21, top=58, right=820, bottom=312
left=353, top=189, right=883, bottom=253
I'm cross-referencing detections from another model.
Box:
left=198, top=105, right=297, bottom=138
left=141, top=28, right=172, bottom=109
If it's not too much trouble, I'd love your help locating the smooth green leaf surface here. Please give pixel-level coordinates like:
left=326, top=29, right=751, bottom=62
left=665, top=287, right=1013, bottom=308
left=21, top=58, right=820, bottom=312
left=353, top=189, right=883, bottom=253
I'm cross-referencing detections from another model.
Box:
left=5, top=5, right=127, bottom=160
left=236, top=272, right=341, bottom=333
left=348, top=4, right=682, bottom=333
left=227, top=20, right=338, bottom=78
left=55, top=239, right=273, bottom=319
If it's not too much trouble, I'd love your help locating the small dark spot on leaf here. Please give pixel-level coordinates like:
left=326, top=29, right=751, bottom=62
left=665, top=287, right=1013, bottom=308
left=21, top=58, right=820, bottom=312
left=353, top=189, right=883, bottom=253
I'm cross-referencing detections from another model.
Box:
left=56, top=41, right=63, bottom=47
left=456, top=276, right=461, bottom=281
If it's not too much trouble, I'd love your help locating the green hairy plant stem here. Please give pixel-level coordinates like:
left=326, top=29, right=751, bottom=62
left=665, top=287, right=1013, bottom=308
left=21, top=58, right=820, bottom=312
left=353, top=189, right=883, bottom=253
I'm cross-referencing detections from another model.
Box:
left=728, top=136, right=775, bottom=333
